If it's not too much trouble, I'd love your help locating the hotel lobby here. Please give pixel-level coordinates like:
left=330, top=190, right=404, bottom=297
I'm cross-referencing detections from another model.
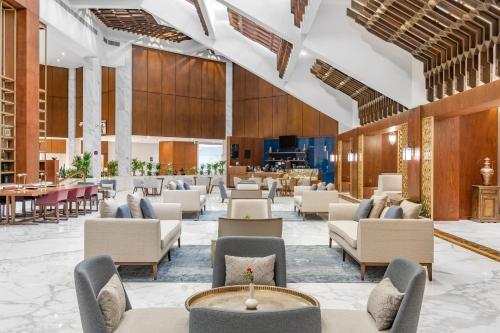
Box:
left=1, top=0, right=500, bottom=332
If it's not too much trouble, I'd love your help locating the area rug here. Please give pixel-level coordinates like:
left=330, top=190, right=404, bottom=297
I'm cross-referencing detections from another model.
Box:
left=193, top=211, right=327, bottom=222
left=118, top=245, right=385, bottom=283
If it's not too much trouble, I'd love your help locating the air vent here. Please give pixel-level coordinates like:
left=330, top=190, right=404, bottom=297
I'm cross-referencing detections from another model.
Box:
left=103, top=37, right=120, bottom=47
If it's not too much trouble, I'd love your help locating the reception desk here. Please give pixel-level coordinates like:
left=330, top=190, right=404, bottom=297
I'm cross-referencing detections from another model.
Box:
left=227, top=166, right=319, bottom=187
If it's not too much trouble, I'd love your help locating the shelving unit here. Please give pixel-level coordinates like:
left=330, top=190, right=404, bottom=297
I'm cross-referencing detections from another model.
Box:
left=39, top=23, right=47, bottom=180
left=0, top=2, right=16, bottom=184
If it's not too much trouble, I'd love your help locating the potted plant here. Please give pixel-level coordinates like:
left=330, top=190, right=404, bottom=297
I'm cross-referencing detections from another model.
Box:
left=139, top=161, right=146, bottom=176
left=206, top=163, right=213, bottom=176
left=131, top=158, right=141, bottom=176
left=72, top=152, right=92, bottom=182
left=155, top=163, right=161, bottom=176
left=199, top=164, right=206, bottom=175
left=216, top=160, right=226, bottom=175
left=146, top=161, right=153, bottom=176
left=107, top=160, right=118, bottom=177
left=163, top=163, right=174, bottom=175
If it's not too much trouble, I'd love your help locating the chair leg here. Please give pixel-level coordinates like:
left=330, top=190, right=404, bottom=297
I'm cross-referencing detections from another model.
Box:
left=360, top=264, right=366, bottom=281
left=425, top=263, right=433, bottom=281
left=152, top=264, right=158, bottom=280
left=342, top=248, right=346, bottom=261
left=178, top=238, right=181, bottom=248
left=167, top=251, right=171, bottom=261
left=329, top=238, right=332, bottom=248
left=55, top=204, right=60, bottom=223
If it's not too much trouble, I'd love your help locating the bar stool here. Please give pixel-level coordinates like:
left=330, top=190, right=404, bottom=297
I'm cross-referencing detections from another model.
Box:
left=67, top=187, right=87, bottom=216
left=35, top=189, right=69, bottom=223
left=84, top=185, right=99, bottom=212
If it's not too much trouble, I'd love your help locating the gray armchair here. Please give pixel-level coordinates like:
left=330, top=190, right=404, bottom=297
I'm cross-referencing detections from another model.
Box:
left=267, top=180, right=278, bottom=203
left=74, top=255, right=188, bottom=333
left=321, top=257, right=426, bottom=333
left=218, top=180, right=230, bottom=203
left=212, top=236, right=287, bottom=288
left=189, top=306, right=321, bottom=333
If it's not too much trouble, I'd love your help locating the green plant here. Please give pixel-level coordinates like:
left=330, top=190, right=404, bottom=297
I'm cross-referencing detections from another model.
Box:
left=107, top=160, right=118, bottom=177
left=199, top=164, right=206, bottom=175
left=216, top=160, right=226, bottom=175
left=72, top=152, right=92, bottom=182
left=138, top=161, right=146, bottom=176
left=58, top=165, right=68, bottom=179
left=162, top=162, right=174, bottom=175
left=146, top=161, right=154, bottom=176
left=131, top=158, right=141, bottom=176
left=155, top=163, right=161, bottom=176
left=206, top=163, right=214, bottom=175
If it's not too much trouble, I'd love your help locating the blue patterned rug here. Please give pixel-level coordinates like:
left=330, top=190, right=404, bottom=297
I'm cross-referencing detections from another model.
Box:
left=188, top=211, right=326, bottom=222
left=118, top=245, right=385, bottom=283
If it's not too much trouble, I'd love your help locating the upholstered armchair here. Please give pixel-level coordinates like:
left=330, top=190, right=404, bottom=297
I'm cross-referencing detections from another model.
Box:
left=74, top=255, right=188, bottom=333
left=373, top=174, right=402, bottom=199
left=321, top=258, right=426, bottom=333
left=294, top=189, right=339, bottom=217
left=227, top=198, right=272, bottom=219
left=212, top=236, right=287, bottom=288
left=162, top=185, right=207, bottom=218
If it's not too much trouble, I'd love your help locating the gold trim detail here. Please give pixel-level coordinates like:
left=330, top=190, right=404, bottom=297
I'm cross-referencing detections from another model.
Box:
left=357, top=134, right=364, bottom=199
left=421, top=116, right=434, bottom=218
left=337, top=140, right=342, bottom=191
left=434, top=229, right=500, bottom=262
left=397, top=123, right=408, bottom=198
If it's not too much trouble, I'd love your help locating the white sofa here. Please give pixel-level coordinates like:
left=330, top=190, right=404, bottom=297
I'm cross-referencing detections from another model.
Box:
left=227, top=198, right=272, bottom=219
left=84, top=203, right=182, bottom=280
left=328, top=202, right=434, bottom=281
left=373, top=174, right=402, bottom=199
left=294, top=186, right=339, bottom=218
left=162, top=185, right=207, bottom=219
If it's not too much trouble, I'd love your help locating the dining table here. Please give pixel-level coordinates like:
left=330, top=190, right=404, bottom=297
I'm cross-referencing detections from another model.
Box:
left=0, top=184, right=86, bottom=225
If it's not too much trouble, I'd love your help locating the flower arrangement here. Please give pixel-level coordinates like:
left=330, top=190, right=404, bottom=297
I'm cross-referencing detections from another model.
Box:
left=241, top=266, right=254, bottom=283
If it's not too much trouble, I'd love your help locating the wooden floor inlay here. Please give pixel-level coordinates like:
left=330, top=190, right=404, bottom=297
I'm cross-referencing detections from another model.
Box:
left=434, top=228, right=500, bottom=262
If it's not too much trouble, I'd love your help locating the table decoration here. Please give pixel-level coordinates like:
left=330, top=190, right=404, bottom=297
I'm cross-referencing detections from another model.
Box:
left=242, top=266, right=258, bottom=310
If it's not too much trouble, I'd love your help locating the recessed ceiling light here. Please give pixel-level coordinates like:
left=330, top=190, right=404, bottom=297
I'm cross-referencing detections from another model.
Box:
left=61, top=52, right=65, bottom=56
left=56, top=58, right=61, bottom=62
left=300, top=50, right=308, bottom=56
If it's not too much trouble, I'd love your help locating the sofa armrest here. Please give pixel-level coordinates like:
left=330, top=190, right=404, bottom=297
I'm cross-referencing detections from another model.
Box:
left=328, top=203, right=358, bottom=221
left=191, top=185, right=207, bottom=195
left=84, top=218, right=161, bottom=262
left=357, top=219, right=434, bottom=263
left=163, top=190, right=201, bottom=211
left=152, top=203, right=182, bottom=220
left=294, top=186, right=311, bottom=196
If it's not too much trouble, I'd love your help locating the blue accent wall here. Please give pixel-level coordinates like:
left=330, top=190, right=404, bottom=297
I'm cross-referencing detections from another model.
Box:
left=263, top=136, right=335, bottom=183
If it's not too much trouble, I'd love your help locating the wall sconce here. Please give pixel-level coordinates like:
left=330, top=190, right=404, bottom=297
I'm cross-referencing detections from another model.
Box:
left=329, top=153, right=336, bottom=162
left=347, top=151, right=357, bottom=162
left=388, top=132, right=397, bottom=145
left=101, top=120, right=107, bottom=135
left=403, top=145, right=414, bottom=161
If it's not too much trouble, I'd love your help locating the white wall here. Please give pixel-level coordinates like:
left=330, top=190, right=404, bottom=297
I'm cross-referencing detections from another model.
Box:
left=108, top=142, right=159, bottom=163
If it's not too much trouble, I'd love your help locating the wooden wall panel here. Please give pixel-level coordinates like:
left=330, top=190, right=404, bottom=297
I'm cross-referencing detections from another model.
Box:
left=132, top=46, right=225, bottom=138
left=160, top=141, right=198, bottom=172
left=233, top=64, right=338, bottom=139
left=44, top=66, right=69, bottom=138
left=75, top=67, right=83, bottom=138
left=101, top=67, right=116, bottom=135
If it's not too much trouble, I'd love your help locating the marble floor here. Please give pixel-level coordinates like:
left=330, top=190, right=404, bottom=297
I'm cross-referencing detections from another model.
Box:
left=1, top=192, right=499, bottom=332
left=435, top=220, right=500, bottom=251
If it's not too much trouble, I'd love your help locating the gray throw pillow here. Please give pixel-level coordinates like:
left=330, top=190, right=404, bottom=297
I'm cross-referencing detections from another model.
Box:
left=97, top=274, right=126, bottom=333
left=176, top=180, right=185, bottom=190
left=353, top=199, right=373, bottom=222
left=384, top=206, right=403, bottom=219
left=224, top=254, right=276, bottom=286
left=140, top=198, right=157, bottom=219
left=183, top=182, right=191, bottom=190
left=310, top=184, right=318, bottom=191
left=115, top=204, right=132, bottom=218
left=367, top=277, right=405, bottom=330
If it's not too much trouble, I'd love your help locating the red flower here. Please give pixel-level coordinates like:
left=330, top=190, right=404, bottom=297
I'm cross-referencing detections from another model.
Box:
left=246, top=266, right=253, bottom=273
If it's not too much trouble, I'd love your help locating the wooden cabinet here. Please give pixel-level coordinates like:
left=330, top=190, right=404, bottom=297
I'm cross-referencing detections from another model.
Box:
left=471, top=185, right=500, bottom=222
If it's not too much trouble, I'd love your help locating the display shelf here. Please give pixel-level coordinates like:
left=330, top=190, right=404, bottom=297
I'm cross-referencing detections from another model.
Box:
left=268, top=151, right=306, bottom=155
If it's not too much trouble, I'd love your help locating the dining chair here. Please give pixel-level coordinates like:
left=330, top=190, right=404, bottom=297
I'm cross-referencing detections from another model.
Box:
left=267, top=180, right=278, bottom=203
left=209, top=176, right=221, bottom=193
left=35, top=189, right=69, bottom=223
left=84, top=185, right=99, bottom=212
left=67, top=187, right=87, bottom=216
left=218, top=180, right=230, bottom=203
left=132, top=178, right=144, bottom=194
left=99, top=179, right=116, bottom=199
left=212, top=236, right=287, bottom=288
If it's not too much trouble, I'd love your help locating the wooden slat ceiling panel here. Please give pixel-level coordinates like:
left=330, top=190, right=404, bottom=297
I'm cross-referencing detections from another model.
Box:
left=291, top=0, right=309, bottom=28
left=91, top=9, right=190, bottom=42
left=348, top=0, right=500, bottom=102
left=185, top=0, right=209, bottom=36
left=311, top=59, right=408, bottom=125
left=228, top=9, right=293, bottom=78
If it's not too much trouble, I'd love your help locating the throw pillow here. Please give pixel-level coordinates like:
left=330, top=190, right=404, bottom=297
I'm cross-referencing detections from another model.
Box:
left=126, top=193, right=143, bottom=218
left=167, top=181, right=177, bottom=190
left=326, top=183, right=335, bottom=191
left=97, top=274, right=126, bottom=333
left=367, top=277, right=405, bottom=330
left=176, top=180, right=185, bottom=190
left=353, top=199, right=374, bottom=222
left=310, top=184, right=318, bottom=191
left=317, top=182, right=327, bottom=191
left=224, top=254, right=276, bottom=286
left=99, top=198, right=119, bottom=218
left=369, top=195, right=388, bottom=218
left=183, top=182, right=191, bottom=190
left=400, top=200, right=422, bottom=219
left=140, top=198, right=158, bottom=219
left=115, top=204, right=132, bottom=218
left=384, top=206, right=403, bottom=219
left=379, top=207, right=389, bottom=219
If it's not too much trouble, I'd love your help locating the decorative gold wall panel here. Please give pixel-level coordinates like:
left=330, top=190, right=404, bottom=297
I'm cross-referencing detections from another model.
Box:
left=357, top=135, right=364, bottom=199
left=397, top=123, right=409, bottom=198
left=337, top=140, right=342, bottom=191
left=421, top=117, right=434, bottom=218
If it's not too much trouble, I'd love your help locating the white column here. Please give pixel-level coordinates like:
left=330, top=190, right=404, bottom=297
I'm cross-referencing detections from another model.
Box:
left=115, top=46, right=132, bottom=177
left=67, top=68, right=76, bottom=167
left=83, top=57, right=102, bottom=180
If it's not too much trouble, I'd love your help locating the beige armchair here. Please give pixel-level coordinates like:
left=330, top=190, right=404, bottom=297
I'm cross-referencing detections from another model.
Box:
left=373, top=174, right=402, bottom=199
left=236, top=183, right=260, bottom=190
left=294, top=189, right=339, bottom=217
left=328, top=203, right=434, bottom=281
left=227, top=198, right=272, bottom=219
left=162, top=185, right=207, bottom=218
left=84, top=203, right=182, bottom=280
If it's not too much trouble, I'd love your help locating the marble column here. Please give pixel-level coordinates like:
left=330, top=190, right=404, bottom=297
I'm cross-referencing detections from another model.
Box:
left=83, top=57, right=102, bottom=180
left=67, top=68, right=76, bottom=167
left=223, top=61, right=233, bottom=173
left=115, top=46, right=132, bottom=177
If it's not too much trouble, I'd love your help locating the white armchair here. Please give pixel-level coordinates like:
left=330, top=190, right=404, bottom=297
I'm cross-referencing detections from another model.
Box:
left=236, top=183, right=260, bottom=190
left=227, top=198, right=272, bottom=219
left=162, top=185, right=207, bottom=219
left=373, top=174, right=402, bottom=199
left=294, top=188, right=339, bottom=217
left=84, top=203, right=182, bottom=280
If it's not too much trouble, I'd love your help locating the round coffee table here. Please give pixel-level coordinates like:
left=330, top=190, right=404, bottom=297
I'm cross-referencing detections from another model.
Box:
left=185, top=285, right=319, bottom=312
